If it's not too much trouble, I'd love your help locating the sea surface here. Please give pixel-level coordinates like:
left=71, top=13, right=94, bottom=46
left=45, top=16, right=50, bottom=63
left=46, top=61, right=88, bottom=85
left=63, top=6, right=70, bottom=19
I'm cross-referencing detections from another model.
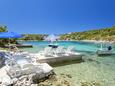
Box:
left=19, top=41, right=115, bottom=86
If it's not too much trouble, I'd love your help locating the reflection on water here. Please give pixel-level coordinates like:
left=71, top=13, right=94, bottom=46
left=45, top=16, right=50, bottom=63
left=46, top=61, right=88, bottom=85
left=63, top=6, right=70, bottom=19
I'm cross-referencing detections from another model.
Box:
left=20, top=41, right=115, bottom=86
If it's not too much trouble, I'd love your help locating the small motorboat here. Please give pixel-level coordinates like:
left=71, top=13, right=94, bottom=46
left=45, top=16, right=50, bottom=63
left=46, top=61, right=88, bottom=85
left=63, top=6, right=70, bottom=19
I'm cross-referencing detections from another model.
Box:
left=36, top=46, right=83, bottom=64
left=96, top=42, right=113, bottom=55
left=97, top=49, right=112, bottom=55
left=48, top=44, right=58, bottom=48
left=45, top=34, right=59, bottom=48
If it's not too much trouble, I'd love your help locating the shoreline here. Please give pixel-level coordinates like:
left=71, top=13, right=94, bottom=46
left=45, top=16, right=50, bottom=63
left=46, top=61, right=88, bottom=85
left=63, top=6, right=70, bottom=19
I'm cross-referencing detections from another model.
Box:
left=18, top=40, right=115, bottom=44
left=17, top=40, right=44, bottom=41
left=80, top=40, right=115, bottom=44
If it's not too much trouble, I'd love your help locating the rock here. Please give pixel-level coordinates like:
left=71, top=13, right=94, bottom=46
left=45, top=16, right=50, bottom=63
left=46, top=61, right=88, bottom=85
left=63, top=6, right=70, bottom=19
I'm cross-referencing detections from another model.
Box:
left=91, top=81, right=101, bottom=86
left=28, top=76, right=33, bottom=84
left=60, top=73, right=65, bottom=75
left=63, top=79, right=70, bottom=86
left=0, top=67, right=13, bottom=86
left=0, top=55, right=5, bottom=68
left=1, top=76, right=13, bottom=86
left=81, top=81, right=101, bottom=86
left=25, top=81, right=32, bottom=86
left=28, top=73, right=35, bottom=79
left=19, top=75, right=28, bottom=81
left=48, top=75, right=58, bottom=81
left=66, top=74, right=72, bottom=78
left=32, top=73, right=46, bottom=83
left=0, top=83, right=8, bottom=86
left=31, top=84, right=38, bottom=86
left=13, top=71, right=54, bottom=85
left=12, top=78, right=18, bottom=84
left=14, top=81, right=23, bottom=86
left=0, top=63, right=54, bottom=86
left=14, top=75, right=30, bottom=86
left=22, top=78, right=27, bottom=85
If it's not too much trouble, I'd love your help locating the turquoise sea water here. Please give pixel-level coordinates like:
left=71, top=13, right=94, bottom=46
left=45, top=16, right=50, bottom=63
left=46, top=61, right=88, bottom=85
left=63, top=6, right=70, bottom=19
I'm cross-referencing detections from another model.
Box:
left=19, top=41, right=115, bottom=86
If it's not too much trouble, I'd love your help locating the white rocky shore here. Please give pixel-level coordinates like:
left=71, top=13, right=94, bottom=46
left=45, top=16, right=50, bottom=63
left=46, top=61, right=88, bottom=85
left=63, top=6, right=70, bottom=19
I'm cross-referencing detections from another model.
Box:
left=0, top=63, right=54, bottom=86
left=0, top=45, right=84, bottom=86
left=0, top=51, right=54, bottom=86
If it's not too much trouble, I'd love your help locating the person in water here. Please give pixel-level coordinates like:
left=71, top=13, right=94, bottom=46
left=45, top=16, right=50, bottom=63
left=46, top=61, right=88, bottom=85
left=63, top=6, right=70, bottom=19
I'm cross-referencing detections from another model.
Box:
left=108, top=45, right=112, bottom=50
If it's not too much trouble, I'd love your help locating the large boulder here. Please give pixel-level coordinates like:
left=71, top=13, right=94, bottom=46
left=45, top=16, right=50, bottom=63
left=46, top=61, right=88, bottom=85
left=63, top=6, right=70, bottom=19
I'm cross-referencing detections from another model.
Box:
left=0, top=53, right=6, bottom=68
left=0, top=67, right=13, bottom=86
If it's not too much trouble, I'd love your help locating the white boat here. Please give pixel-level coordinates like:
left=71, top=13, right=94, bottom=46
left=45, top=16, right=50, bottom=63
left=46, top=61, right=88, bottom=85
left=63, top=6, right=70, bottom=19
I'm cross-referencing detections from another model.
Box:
left=96, top=42, right=113, bottom=55
left=34, top=46, right=83, bottom=64
left=97, top=49, right=113, bottom=55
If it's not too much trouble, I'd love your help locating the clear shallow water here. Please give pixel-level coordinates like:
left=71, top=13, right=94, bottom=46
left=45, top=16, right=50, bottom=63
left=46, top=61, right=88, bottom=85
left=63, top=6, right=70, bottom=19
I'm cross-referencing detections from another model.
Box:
left=19, top=41, right=115, bottom=86
left=19, top=41, right=104, bottom=53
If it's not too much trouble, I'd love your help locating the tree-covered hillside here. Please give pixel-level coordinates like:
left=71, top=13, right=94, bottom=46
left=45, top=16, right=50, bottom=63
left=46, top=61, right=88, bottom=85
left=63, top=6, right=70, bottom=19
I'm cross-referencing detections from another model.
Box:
left=20, top=34, right=47, bottom=41
left=0, top=25, right=115, bottom=42
left=60, top=26, right=115, bottom=41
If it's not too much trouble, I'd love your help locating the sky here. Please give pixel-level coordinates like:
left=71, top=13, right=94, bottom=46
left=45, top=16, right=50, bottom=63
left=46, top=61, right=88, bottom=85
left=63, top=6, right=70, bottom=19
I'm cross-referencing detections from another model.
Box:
left=0, top=0, right=115, bottom=34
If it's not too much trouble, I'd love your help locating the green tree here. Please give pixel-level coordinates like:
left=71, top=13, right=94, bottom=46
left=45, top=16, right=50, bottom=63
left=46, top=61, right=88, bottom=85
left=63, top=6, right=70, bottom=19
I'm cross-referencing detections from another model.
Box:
left=0, top=25, right=8, bottom=32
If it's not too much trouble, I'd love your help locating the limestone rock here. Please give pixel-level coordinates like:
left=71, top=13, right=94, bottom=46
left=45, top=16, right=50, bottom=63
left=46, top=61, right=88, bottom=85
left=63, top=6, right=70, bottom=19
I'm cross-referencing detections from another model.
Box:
left=31, top=84, right=38, bottom=86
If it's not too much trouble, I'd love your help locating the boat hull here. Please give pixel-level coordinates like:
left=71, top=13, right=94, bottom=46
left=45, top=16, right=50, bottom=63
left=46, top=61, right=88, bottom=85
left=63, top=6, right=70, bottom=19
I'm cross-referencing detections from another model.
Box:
left=96, top=50, right=112, bottom=55
left=37, top=54, right=83, bottom=64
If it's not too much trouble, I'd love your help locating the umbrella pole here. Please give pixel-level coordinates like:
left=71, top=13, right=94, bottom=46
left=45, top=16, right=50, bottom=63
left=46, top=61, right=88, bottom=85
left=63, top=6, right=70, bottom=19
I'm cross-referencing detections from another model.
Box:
left=9, top=37, right=10, bottom=51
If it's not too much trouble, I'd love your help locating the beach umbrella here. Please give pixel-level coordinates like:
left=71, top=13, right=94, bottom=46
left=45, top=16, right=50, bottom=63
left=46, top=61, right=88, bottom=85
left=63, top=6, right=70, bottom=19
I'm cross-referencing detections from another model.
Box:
left=0, top=32, right=23, bottom=38
left=0, top=32, right=23, bottom=49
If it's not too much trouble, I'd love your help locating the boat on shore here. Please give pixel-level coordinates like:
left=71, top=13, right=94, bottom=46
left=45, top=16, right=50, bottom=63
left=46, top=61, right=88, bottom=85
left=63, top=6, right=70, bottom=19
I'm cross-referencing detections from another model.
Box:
left=32, top=46, right=83, bottom=64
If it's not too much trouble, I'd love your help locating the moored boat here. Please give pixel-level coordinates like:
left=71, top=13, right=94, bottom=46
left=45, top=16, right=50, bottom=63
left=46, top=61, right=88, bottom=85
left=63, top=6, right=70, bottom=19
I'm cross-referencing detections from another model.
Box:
left=34, top=46, right=83, bottom=64
left=96, top=42, right=113, bottom=55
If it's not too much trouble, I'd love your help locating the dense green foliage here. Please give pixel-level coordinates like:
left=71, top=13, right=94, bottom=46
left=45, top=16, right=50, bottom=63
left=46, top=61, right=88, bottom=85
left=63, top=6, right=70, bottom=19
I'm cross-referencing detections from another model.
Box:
left=20, top=34, right=47, bottom=41
left=0, top=25, right=46, bottom=43
left=60, top=26, right=115, bottom=41
left=0, top=25, right=8, bottom=32
left=0, top=25, right=8, bottom=46
left=0, top=25, right=17, bottom=47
